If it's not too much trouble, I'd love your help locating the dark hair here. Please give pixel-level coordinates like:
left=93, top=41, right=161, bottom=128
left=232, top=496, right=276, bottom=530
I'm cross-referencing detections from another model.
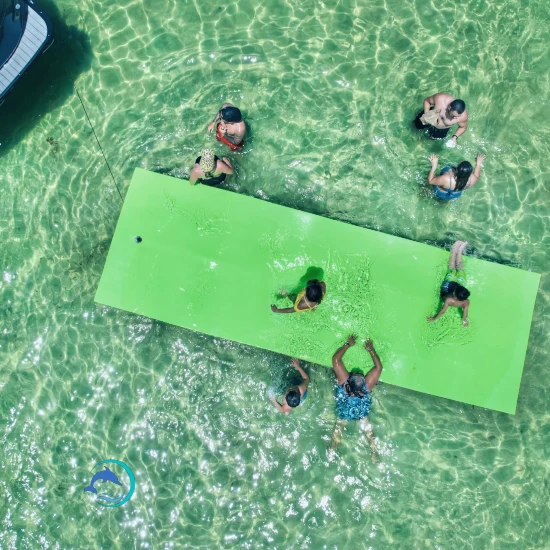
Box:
left=220, top=106, right=242, bottom=123
left=285, top=390, right=301, bottom=408
left=454, top=285, right=470, bottom=301
left=305, top=280, right=323, bottom=303
left=346, top=374, right=367, bottom=397
left=455, top=161, right=473, bottom=191
left=450, top=99, right=466, bottom=115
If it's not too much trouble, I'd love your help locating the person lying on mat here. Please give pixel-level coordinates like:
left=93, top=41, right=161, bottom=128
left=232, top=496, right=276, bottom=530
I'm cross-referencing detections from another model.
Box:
left=413, top=93, right=468, bottom=147
left=189, top=149, right=233, bottom=186
left=270, top=279, right=326, bottom=314
left=207, top=103, right=246, bottom=151
left=269, top=358, right=310, bottom=414
left=329, top=335, right=383, bottom=463
left=428, top=240, right=470, bottom=327
left=427, top=154, right=486, bottom=201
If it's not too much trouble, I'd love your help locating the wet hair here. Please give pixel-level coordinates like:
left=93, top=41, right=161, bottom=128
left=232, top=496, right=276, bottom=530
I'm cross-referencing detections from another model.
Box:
left=450, top=99, right=466, bottom=115
left=454, top=285, right=470, bottom=301
left=346, top=374, right=367, bottom=397
left=455, top=161, right=473, bottom=191
left=220, top=106, right=242, bottom=123
left=285, top=390, right=301, bottom=408
left=305, top=280, right=323, bottom=303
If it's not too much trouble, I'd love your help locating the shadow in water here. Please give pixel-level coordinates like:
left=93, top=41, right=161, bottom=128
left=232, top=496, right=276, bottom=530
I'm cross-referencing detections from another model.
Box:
left=0, top=0, right=93, bottom=158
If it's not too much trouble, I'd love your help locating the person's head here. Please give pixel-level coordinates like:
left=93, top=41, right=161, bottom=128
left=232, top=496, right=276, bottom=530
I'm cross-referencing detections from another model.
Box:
left=220, top=106, right=243, bottom=124
left=346, top=373, right=368, bottom=398
left=285, top=389, right=301, bottom=408
left=454, top=285, right=470, bottom=301
left=447, top=99, right=466, bottom=119
left=455, top=160, right=473, bottom=190
left=199, top=149, right=216, bottom=174
left=305, top=280, right=323, bottom=303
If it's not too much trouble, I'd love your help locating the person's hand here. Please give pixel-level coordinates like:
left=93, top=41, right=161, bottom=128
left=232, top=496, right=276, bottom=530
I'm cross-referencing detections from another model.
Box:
left=291, top=358, right=300, bottom=369
left=207, top=122, right=216, bottom=133
left=219, top=123, right=227, bottom=134
left=427, top=316, right=436, bottom=322
left=476, top=154, right=486, bottom=166
left=271, top=304, right=278, bottom=312
left=429, top=154, right=438, bottom=168
left=463, top=318, right=469, bottom=327
left=364, top=339, right=374, bottom=352
left=446, top=138, right=457, bottom=148
left=346, top=334, right=357, bottom=346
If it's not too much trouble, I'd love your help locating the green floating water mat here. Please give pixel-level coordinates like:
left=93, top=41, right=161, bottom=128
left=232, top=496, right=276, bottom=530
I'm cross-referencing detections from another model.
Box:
left=95, top=169, right=540, bottom=414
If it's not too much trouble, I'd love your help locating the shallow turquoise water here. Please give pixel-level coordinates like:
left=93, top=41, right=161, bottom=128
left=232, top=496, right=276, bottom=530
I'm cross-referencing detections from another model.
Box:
left=1, top=0, right=549, bottom=548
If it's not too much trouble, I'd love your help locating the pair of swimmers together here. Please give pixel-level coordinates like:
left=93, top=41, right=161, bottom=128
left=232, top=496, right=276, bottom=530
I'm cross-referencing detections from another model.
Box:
left=415, top=93, right=487, bottom=201
left=189, top=104, right=246, bottom=186
left=269, top=242, right=471, bottom=453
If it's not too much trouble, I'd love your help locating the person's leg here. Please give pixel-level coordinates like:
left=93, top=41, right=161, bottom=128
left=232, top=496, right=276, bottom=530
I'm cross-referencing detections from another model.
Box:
left=359, top=417, right=377, bottom=464
left=449, top=241, right=462, bottom=269
left=330, top=419, right=347, bottom=451
left=456, top=241, right=468, bottom=270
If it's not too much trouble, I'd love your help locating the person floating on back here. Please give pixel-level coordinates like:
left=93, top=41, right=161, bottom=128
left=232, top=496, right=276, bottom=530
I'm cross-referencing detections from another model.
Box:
left=189, top=149, right=233, bottom=186
left=269, top=358, right=310, bottom=414
left=330, top=335, right=384, bottom=462
left=427, top=153, right=486, bottom=200
left=208, top=103, right=246, bottom=151
left=270, top=279, right=326, bottom=314
left=428, top=240, right=470, bottom=327
left=413, top=93, right=468, bottom=147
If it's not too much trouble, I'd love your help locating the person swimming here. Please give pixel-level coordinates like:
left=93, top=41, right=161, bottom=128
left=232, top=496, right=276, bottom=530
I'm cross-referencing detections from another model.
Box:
left=329, top=335, right=384, bottom=462
left=269, top=358, right=309, bottom=414
left=413, top=93, right=468, bottom=146
left=207, top=103, right=246, bottom=151
left=428, top=240, right=470, bottom=327
left=189, top=148, right=233, bottom=186
left=270, top=279, right=326, bottom=314
left=427, top=154, right=486, bottom=200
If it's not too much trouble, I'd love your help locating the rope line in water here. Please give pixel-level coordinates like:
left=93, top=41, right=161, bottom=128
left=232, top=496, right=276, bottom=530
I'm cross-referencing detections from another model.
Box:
left=71, top=79, right=123, bottom=202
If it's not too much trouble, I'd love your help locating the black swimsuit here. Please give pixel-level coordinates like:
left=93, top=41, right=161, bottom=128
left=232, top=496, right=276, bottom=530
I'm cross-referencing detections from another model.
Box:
left=195, top=156, right=227, bottom=186
left=414, top=109, right=450, bottom=139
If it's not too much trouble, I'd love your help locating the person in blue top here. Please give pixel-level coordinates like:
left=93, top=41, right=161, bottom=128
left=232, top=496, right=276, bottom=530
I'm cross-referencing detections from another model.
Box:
left=427, top=153, right=486, bottom=200
left=330, top=335, right=384, bottom=461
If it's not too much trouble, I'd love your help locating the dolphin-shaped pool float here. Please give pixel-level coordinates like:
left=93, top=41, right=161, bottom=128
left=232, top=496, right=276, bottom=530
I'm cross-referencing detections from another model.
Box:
left=84, top=466, right=122, bottom=494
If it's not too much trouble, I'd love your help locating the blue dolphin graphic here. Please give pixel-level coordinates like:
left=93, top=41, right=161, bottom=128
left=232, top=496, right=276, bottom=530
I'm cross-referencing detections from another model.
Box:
left=84, top=466, right=123, bottom=494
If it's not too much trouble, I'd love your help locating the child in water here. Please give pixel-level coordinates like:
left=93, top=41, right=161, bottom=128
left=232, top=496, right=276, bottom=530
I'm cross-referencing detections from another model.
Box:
left=270, top=279, right=326, bottom=314
left=428, top=240, right=470, bottom=327
left=269, top=358, right=310, bottom=414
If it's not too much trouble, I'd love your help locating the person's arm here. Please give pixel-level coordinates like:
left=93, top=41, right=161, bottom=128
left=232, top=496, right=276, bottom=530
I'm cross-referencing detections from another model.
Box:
left=189, top=166, right=200, bottom=185
left=467, top=155, right=486, bottom=188
left=461, top=300, right=470, bottom=327
left=207, top=109, right=223, bottom=133
left=364, top=339, right=383, bottom=391
left=449, top=116, right=468, bottom=144
left=427, top=299, right=450, bottom=322
left=292, top=358, right=310, bottom=391
left=427, top=154, right=441, bottom=185
left=271, top=304, right=295, bottom=314
left=269, top=397, right=286, bottom=413
left=220, top=157, right=234, bottom=174
left=423, top=94, right=436, bottom=113
left=332, top=335, right=356, bottom=384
